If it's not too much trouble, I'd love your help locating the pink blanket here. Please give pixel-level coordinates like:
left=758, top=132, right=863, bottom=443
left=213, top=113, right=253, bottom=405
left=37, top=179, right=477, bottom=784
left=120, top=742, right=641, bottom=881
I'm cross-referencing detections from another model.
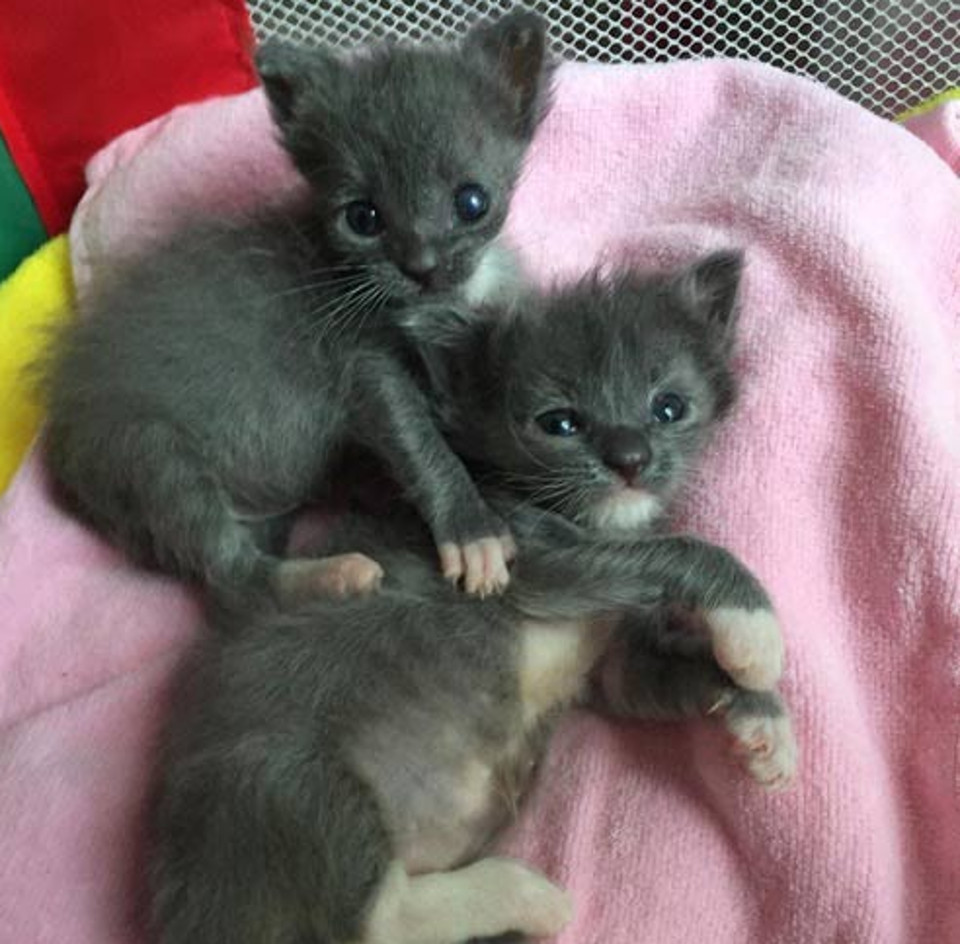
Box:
left=4, top=60, right=960, bottom=943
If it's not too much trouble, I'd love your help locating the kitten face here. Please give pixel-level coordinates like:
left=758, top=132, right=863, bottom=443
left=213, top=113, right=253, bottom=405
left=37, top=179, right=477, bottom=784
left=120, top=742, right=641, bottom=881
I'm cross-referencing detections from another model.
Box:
left=258, top=12, right=553, bottom=305
left=471, top=253, right=743, bottom=532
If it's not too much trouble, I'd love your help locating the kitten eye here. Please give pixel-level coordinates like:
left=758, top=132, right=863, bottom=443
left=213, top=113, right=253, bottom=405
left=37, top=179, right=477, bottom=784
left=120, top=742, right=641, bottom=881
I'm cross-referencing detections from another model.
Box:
left=651, top=392, right=687, bottom=424
left=536, top=409, right=582, bottom=437
left=344, top=201, right=383, bottom=238
left=454, top=184, right=489, bottom=224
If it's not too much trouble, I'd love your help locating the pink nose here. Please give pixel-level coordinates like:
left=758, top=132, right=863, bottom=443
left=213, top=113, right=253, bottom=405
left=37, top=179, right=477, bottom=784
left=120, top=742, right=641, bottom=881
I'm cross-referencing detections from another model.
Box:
left=610, top=460, right=643, bottom=486
left=606, top=443, right=651, bottom=486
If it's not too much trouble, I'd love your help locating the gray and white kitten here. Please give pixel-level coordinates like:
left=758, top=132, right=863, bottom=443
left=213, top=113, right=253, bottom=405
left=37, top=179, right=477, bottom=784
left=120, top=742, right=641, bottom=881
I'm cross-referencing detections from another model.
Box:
left=38, top=11, right=553, bottom=601
left=152, top=253, right=796, bottom=944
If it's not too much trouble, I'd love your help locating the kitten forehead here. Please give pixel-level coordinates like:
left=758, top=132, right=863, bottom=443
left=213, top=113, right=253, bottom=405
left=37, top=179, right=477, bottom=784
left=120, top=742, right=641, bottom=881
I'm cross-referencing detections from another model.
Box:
left=515, top=275, right=702, bottom=378
left=301, top=45, right=524, bottom=188
left=655, top=352, right=713, bottom=391
left=345, top=49, right=495, bottom=127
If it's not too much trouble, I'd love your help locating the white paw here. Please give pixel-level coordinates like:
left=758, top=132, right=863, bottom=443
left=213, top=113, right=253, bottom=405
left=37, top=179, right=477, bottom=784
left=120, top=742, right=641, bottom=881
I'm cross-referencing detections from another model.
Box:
left=725, top=711, right=798, bottom=791
left=275, top=553, right=384, bottom=603
left=706, top=607, right=784, bottom=690
left=439, top=534, right=515, bottom=597
left=318, top=552, right=385, bottom=597
left=479, top=858, right=574, bottom=938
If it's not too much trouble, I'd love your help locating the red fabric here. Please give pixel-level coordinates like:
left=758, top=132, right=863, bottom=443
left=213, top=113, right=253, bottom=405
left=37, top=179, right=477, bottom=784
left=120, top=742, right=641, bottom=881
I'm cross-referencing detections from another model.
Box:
left=0, top=0, right=257, bottom=234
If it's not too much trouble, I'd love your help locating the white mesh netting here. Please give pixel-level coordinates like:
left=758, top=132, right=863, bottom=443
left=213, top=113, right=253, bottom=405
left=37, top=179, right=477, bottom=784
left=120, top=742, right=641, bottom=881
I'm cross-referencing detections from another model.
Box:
left=247, top=1, right=958, bottom=118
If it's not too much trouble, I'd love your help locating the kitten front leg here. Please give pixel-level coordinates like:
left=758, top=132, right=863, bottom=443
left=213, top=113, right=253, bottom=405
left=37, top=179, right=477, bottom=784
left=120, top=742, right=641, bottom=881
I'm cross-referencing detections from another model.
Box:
left=349, top=351, right=514, bottom=595
left=507, top=534, right=783, bottom=690
left=703, top=608, right=783, bottom=693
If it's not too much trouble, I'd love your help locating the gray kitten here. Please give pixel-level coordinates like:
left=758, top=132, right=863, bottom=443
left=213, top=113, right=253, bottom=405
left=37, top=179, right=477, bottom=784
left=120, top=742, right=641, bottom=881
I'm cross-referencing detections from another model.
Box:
left=38, top=10, right=553, bottom=601
left=151, top=253, right=796, bottom=944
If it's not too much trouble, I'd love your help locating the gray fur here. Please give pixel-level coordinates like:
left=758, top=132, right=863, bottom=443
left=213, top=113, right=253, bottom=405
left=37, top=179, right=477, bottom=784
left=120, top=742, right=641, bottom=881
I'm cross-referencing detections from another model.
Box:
left=37, top=10, right=554, bottom=597
left=257, top=8, right=554, bottom=301
left=152, top=254, right=792, bottom=944
left=411, top=249, right=743, bottom=524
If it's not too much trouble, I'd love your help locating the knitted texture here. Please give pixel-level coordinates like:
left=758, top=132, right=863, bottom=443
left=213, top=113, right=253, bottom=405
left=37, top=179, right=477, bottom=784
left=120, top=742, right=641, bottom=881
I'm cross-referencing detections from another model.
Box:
left=2, top=60, right=959, bottom=943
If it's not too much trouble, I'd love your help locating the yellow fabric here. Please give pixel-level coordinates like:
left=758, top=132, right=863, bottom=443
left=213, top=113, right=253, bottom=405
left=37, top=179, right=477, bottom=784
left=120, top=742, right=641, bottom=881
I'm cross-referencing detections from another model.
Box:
left=0, top=235, right=74, bottom=493
left=896, top=88, right=960, bottom=123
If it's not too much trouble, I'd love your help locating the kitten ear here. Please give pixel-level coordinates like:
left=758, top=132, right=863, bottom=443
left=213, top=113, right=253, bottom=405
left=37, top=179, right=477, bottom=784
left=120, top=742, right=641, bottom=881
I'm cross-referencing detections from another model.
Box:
left=464, top=10, right=554, bottom=140
left=256, top=40, right=337, bottom=126
left=671, top=250, right=744, bottom=339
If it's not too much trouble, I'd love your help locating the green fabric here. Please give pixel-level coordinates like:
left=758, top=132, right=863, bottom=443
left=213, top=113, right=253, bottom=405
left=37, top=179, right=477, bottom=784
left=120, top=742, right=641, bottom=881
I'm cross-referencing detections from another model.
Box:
left=0, top=131, right=48, bottom=283
left=896, top=87, right=960, bottom=122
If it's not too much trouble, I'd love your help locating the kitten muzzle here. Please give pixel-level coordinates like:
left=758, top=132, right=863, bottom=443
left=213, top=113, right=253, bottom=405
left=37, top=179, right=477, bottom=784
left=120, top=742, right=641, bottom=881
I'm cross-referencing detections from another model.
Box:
left=600, top=428, right=653, bottom=487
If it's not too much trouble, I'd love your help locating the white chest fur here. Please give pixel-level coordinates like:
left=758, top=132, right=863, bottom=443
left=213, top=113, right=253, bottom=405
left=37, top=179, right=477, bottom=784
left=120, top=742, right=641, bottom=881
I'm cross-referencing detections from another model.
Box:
left=462, top=240, right=529, bottom=307
left=516, top=617, right=617, bottom=727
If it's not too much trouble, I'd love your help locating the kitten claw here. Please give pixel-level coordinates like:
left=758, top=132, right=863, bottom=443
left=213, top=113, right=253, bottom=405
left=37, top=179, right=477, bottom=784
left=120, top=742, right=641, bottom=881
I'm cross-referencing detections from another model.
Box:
left=439, top=535, right=513, bottom=596
left=440, top=542, right=466, bottom=585
left=274, top=553, right=384, bottom=604
left=706, top=607, right=784, bottom=690
left=706, top=690, right=736, bottom=716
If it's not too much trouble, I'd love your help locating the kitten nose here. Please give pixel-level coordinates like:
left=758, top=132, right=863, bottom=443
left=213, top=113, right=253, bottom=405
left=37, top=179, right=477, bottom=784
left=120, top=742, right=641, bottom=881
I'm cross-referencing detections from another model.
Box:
left=400, top=249, right=439, bottom=289
left=609, top=455, right=649, bottom=486
left=604, top=429, right=652, bottom=486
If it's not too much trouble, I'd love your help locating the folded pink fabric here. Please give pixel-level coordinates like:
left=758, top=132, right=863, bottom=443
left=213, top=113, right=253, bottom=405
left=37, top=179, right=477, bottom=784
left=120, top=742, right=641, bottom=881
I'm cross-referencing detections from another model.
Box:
left=68, top=90, right=309, bottom=295
left=4, top=60, right=960, bottom=943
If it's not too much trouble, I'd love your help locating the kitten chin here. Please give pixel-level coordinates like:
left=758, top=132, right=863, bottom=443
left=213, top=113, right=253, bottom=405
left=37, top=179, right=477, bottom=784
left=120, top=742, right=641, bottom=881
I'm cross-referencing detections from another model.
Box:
left=461, top=240, right=530, bottom=307
left=586, top=488, right=665, bottom=534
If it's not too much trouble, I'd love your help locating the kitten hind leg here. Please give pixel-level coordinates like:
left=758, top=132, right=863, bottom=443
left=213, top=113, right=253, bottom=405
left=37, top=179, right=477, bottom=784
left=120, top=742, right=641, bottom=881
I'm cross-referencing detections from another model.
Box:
left=716, top=690, right=798, bottom=791
left=274, top=553, right=385, bottom=603
left=596, top=619, right=797, bottom=790
left=46, top=419, right=276, bottom=594
left=596, top=618, right=735, bottom=721
left=47, top=419, right=391, bottom=605
left=362, top=858, right=572, bottom=944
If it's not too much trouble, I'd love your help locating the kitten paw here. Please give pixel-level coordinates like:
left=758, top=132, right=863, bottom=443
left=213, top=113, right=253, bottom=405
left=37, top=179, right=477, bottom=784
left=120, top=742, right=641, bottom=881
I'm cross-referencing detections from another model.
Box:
left=706, top=607, right=784, bottom=690
left=274, top=553, right=384, bottom=604
left=474, top=858, right=573, bottom=939
left=439, top=534, right=515, bottom=597
left=724, top=710, right=798, bottom=790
